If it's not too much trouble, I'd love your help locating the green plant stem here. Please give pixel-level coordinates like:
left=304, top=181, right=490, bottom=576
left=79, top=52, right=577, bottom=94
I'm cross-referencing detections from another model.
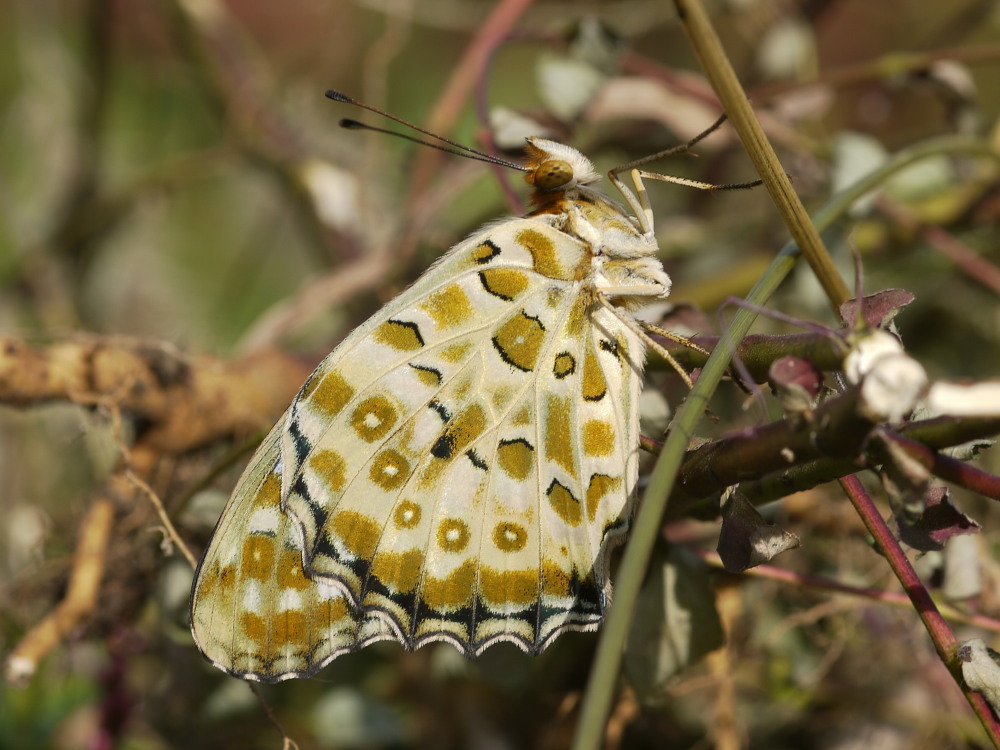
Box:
left=838, top=475, right=1000, bottom=747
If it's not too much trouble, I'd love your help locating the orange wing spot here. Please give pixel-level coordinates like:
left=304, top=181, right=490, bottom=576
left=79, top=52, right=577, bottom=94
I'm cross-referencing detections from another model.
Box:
left=374, top=319, right=424, bottom=351
left=541, top=560, right=572, bottom=598
left=330, top=510, right=380, bottom=560
left=421, top=560, right=476, bottom=610
left=553, top=352, right=576, bottom=379
left=492, top=310, right=545, bottom=372
left=240, top=611, right=268, bottom=646
left=437, top=518, right=471, bottom=552
left=582, top=420, right=615, bottom=457
left=240, top=609, right=310, bottom=648
left=349, top=395, right=398, bottom=442
left=421, top=283, right=474, bottom=328
left=480, top=566, right=537, bottom=608
left=582, top=345, right=607, bottom=401
left=256, top=472, right=282, bottom=508
left=393, top=499, right=422, bottom=529
left=371, top=549, right=423, bottom=594
left=241, top=536, right=275, bottom=581
left=491, top=385, right=515, bottom=412
left=271, top=610, right=308, bottom=647
left=369, top=449, right=411, bottom=491
left=566, top=297, right=588, bottom=338
left=440, top=341, right=472, bottom=363
left=409, top=363, right=443, bottom=387
left=470, top=239, right=501, bottom=264
left=586, top=473, right=622, bottom=522
left=544, top=394, right=577, bottom=478
left=196, top=561, right=234, bottom=600
left=515, top=228, right=566, bottom=279
left=276, top=549, right=311, bottom=590
left=316, top=596, right=352, bottom=624
left=309, top=449, right=347, bottom=493
left=492, top=521, right=528, bottom=552
left=479, top=268, right=529, bottom=301
left=497, top=438, right=534, bottom=481
left=546, top=479, right=583, bottom=527
left=431, top=404, right=487, bottom=461
left=303, top=369, right=355, bottom=418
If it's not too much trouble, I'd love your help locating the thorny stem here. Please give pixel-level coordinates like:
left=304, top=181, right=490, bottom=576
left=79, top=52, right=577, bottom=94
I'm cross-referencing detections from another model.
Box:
left=877, top=431, right=1000, bottom=502
left=641, top=410, right=1000, bottom=518
left=838, top=475, right=1000, bottom=746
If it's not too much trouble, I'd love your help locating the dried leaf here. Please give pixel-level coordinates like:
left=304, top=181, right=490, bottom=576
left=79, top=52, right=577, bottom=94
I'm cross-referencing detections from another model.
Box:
left=310, top=687, right=407, bottom=747
left=942, top=437, right=994, bottom=462
left=625, top=544, right=723, bottom=702
left=943, top=533, right=981, bottom=600
left=584, top=77, right=724, bottom=144
left=755, top=18, right=815, bottom=80
left=896, top=485, right=980, bottom=552
left=488, top=106, right=554, bottom=150
left=536, top=53, right=606, bottom=122
left=926, top=381, right=1000, bottom=417
left=299, top=159, right=362, bottom=234
left=831, top=132, right=889, bottom=216
left=960, top=639, right=1000, bottom=713
left=718, top=491, right=800, bottom=572
left=839, top=289, right=915, bottom=330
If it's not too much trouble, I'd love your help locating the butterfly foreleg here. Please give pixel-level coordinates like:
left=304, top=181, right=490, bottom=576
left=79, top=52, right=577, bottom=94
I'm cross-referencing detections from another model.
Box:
left=595, top=294, right=696, bottom=389
left=640, top=320, right=711, bottom=359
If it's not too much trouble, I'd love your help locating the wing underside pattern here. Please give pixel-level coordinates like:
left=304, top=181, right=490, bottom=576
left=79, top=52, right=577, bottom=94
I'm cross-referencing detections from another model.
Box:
left=191, top=217, right=649, bottom=681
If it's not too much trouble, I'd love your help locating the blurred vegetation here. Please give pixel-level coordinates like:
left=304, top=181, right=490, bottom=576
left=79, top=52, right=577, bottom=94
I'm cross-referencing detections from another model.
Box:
left=2, top=0, right=1000, bottom=748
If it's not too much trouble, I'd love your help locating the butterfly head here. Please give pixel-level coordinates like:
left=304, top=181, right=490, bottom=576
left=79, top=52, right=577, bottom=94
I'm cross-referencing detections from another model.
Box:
left=523, top=138, right=601, bottom=194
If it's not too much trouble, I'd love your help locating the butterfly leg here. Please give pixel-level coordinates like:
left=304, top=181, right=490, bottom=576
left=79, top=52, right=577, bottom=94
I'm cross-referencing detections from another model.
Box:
left=596, top=294, right=697, bottom=389
left=607, top=113, right=763, bottom=236
left=640, top=320, right=711, bottom=358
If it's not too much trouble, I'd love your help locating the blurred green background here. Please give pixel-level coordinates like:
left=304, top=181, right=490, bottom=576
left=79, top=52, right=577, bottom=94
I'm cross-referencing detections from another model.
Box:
left=2, top=0, right=1000, bottom=748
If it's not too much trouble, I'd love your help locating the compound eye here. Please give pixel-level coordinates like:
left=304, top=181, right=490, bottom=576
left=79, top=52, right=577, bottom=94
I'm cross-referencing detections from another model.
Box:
left=534, top=159, right=574, bottom=191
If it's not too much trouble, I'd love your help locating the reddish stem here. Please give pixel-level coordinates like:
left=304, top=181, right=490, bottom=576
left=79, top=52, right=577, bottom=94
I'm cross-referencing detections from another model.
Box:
left=839, top=474, right=1000, bottom=745
left=883, top=431, right=1000, bottom=501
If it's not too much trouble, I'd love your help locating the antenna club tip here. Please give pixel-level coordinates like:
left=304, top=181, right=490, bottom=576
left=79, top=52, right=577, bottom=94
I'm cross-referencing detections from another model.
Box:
left=339, top=119, right=364, bottom=130
left=325, top=89, right=353, bottom=103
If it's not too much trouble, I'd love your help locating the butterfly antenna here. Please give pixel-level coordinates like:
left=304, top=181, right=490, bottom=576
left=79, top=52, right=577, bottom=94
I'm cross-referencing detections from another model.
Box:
left=327, top=90, right=528, bottom=172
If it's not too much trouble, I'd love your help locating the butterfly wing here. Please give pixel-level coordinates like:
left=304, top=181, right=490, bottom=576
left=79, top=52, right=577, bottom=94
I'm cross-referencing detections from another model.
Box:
left=191, top=216, right=647, bottom=680
left=190, top=420, right=385, bottom=679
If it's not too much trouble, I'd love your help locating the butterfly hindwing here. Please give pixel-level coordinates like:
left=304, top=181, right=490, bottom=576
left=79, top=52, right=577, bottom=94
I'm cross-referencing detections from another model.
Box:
left=190, top=421, right=385, bottom=679
left=191, top=137, right=670, bottom=682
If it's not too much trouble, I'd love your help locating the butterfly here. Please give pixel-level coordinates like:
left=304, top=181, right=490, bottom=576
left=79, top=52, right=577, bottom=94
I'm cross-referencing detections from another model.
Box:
left=190, top=92, right=688, bottom=682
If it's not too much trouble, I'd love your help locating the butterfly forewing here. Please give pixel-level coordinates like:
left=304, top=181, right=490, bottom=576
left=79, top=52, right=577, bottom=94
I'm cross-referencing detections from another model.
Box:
left=191, top=138, right=668, bottom=681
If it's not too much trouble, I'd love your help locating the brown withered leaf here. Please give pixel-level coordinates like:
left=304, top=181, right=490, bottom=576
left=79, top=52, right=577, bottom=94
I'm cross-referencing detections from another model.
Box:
left=839, top=289, right=915, bottom=330
left=896, top=485, right=980, bottom=552
left=718, top=491, right=800, bottom=572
